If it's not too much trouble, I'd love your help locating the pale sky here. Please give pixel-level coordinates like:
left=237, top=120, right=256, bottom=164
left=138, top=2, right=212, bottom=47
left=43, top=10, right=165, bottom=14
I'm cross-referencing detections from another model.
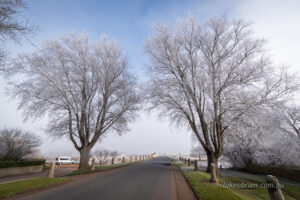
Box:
left=0, top=0, right=299, bottom=157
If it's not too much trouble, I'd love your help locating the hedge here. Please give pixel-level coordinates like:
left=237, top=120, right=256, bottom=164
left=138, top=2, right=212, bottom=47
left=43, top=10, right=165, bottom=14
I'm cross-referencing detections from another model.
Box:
left=244, top=163, right=300, bottom=182
left=0, top=159, right=46, bottom=169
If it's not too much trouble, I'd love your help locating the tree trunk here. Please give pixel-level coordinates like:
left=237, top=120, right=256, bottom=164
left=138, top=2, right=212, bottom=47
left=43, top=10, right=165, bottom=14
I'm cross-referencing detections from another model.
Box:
left=214, top=159, right=220, bottom=176
left=206, top=152, right=213, bottom=172
left=79, top=146, right=90, bottom=170
left=206, top=151, right=220, bottom=176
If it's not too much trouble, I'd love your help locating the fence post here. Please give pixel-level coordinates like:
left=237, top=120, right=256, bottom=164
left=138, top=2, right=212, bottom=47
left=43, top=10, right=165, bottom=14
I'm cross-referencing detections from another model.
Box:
left=266, top=175, right=285, bottom=200
left=188, top=158, right=191, bottom=166
left=48, top=161, right=55, bottom=178
left=194, top=160, right=198, bottom=171
left=209, top=163, right=218, bottom=184
left=90, top=158, right=95, bottom=171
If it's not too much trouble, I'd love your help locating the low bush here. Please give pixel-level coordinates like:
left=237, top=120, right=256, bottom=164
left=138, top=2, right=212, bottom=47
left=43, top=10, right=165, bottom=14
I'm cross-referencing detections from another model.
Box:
left=0, top=159, right=46, bottom=169
left=244, top=164, right=300, bottom=182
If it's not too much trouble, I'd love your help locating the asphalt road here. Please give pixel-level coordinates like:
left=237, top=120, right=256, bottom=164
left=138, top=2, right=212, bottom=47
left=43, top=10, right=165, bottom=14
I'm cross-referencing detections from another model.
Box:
left=20, top=157, right=182, bottom=200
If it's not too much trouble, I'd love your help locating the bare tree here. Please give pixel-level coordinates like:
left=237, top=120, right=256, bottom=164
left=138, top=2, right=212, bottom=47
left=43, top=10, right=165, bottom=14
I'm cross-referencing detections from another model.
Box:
left=0, top=127, right=41, bottom=161
left=0, top=0, right=36, bottom=66
left=145, top=16, right=297, bottom=174
left=110, top=150, right=118, bottom=165
left=0, top=33, right=140, bottom=170
left=94, top=149, right=109, bottom=165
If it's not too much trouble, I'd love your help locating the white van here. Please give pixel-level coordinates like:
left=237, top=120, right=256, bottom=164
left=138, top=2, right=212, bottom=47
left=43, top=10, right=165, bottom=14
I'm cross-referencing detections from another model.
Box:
left=55, top=156, right=74, bottom=165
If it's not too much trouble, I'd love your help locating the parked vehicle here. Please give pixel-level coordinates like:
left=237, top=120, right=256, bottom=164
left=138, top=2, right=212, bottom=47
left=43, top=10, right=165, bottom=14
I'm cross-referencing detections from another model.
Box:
left=55, top=156, right=74, bottom=165
left=45, top=160, right=52, bottom=164
left=151, top=153, right=158, bottom=158
left=73, top=160, right=80, bottom=164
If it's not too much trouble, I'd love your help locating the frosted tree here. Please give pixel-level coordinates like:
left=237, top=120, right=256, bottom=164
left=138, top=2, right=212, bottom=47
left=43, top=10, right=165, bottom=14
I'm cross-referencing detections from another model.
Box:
left=224, top=108, right=300, bottom=168
left=1, top=33, right=140, bottom=170
left=145, top=16, right=297, bottom=174
left=275, top=104, right=300, bottom=140
left=94, top=149, right=109, bottom=165
left=0, top=0, right=36, bottom=66
left=0, top=128, right=41, bottom=161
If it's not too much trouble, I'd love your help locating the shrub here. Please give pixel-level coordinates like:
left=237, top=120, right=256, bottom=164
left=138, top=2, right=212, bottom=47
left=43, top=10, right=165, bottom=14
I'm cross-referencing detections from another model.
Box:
left=0, top=159, right=46, bottom=169
left=245, top=164, right=300, bottom=182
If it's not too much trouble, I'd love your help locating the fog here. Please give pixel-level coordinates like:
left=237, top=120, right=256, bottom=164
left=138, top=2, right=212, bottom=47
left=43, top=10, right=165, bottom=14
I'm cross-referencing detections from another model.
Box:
left=0, top=0, right=299, bottom=157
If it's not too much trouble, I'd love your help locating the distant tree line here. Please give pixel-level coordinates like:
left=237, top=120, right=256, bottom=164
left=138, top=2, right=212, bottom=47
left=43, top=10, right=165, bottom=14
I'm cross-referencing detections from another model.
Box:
left=94, top=149, right=119, bottom=165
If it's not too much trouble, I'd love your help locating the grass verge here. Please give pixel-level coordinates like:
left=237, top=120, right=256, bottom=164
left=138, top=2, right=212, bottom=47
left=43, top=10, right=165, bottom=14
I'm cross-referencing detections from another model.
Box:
left=0, top=177, right=68, bottom=199
left=180, top=166, right=300, bottom=200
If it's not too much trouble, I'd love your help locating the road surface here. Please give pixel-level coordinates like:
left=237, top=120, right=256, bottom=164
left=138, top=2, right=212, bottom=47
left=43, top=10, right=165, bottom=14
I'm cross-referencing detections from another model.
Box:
left=18, top=156, right=196, bottom=200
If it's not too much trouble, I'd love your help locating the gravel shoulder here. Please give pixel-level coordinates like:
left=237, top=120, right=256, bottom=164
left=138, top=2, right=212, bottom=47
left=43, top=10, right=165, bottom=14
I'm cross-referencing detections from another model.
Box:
left=172, top=164, right=198, bottom=200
